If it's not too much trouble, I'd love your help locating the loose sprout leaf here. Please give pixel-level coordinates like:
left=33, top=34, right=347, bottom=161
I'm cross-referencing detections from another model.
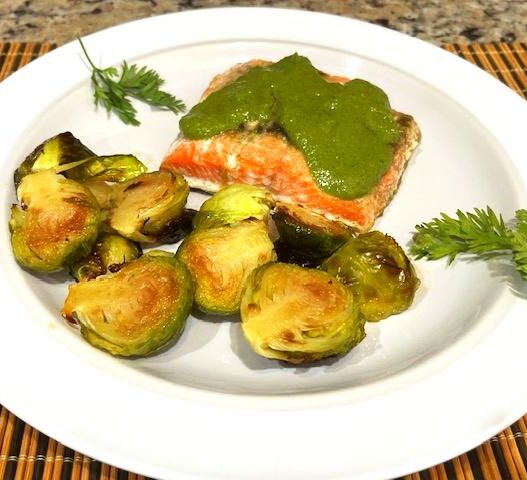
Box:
left=65, top=155, right=147, bottom=183
left=14, top=132, right=95, bottom=187
left=273, top=240, right=322, bottom=268
left=70, top=234, right=142, bottom=282
left=154, top=209, right=196, bottom=244
left=79, top=37, right=186, bottom=126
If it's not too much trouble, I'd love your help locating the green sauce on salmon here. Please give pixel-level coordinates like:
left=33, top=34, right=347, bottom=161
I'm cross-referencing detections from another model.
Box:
left=179, top=54, right=400, bottom=199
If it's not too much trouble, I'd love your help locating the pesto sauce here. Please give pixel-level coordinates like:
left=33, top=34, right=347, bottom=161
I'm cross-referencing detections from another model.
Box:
left=179, top=54, right=400, bottom=199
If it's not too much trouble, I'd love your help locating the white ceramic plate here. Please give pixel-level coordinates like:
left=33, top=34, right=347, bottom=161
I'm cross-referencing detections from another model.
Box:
left=1, top=7, right=527, bottom=480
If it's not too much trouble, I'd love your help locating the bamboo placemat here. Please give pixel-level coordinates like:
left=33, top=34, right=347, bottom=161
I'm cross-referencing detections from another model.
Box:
left=1, top=41, right=527, bottom=480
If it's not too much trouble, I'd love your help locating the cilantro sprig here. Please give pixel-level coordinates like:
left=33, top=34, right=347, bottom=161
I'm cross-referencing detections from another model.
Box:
left=410, top=207, right=527, bottom=280
left=78, top=37, right=185, bottom=126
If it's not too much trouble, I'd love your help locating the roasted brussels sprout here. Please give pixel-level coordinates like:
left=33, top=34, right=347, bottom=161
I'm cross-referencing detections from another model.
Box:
left=9, top=170, right=100, bottom=272
left=193, top=184, right=274, bottom=230
left=62, top=251, right=193, bottom=357
left=240, top=262, right=365, bottom=364
left=70, top=234, right=142, bottom=282
left=109, top=171, right=189, bottom=242
left=177, top=219, right=276, bottom=314
left=14, top=132, right=94, bottom=187
left=65, top=155, right=147, bottom=183
left=322, top=231, right=419, bottom=322
left=273, top=202, right=353, bottom=261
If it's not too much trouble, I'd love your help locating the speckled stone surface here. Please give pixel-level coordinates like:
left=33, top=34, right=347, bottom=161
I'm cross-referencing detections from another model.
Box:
left=1, top=0, right=526, bottom=46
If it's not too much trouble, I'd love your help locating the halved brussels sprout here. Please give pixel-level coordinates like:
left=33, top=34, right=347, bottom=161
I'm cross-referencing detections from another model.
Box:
left=9, top=170, right=100, bottom=272
left=240, top=262, right=365, bottom=364
left=62, top=251, right=193, bottom=357
left=193, top=184, right=274, bottom=230
left=14, top=132, right=94, bottom=187
left=177, top=219, right=276, bottom=314
left=322, top=231, right=419, bottom=322
left=109, top=171, right=189, bottom=243
left=273, top=202, right=353, bottom=261
left=65, top=155, right=147, bottom=183
left=70, top=234, right=142, bottom=282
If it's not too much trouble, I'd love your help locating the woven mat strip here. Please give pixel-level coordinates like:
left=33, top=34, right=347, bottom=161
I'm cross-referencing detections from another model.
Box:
left=0, top=42, right=54, bottom=81
left=0, top=406, right=150, bottom=480
left=1, top=41, right=527, bottom=480
left=443, top=42, right=527, bottom=99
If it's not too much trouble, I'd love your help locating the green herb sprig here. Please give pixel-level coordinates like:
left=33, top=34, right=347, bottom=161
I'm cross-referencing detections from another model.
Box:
left=78, top=37, right=185, bottom=126
left=410, top=207, right=527, bottom=280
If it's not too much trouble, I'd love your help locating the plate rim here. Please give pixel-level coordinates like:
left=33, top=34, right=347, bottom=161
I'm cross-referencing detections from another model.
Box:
left=2, top=7, right=527, bottom=480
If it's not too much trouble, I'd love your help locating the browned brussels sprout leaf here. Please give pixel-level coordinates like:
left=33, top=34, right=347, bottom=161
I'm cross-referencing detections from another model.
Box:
left=14, top=132, right=95, bottom=187
left=273, top=240, right=321, bottom=268
left=322, top=231, right=419, bottom=322
left=65, top=154, right=147, bottom=183
left=9, top=170, right=100, bottom=272
left=82, top=178, right=115, bottom=210
left=62, top=251, right=193, bottom=357
left=177, top=219, right=276, bottom=315
left=153, top=209, right=196, bottom=244
left=70, top=233, right=142, bottom=282
left=272, top=202, right=353, bottom=261
left=240, top=262, right=365, bottom=364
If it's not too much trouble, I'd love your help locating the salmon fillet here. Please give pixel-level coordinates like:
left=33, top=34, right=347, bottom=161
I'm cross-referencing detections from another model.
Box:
left=161, top=60, right=421, bottom=231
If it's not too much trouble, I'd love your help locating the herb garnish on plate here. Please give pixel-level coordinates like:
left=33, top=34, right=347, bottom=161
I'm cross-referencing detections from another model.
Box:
left=78, top=37, right=185, bottom=126
left=411, top=207, right=527, bottom=280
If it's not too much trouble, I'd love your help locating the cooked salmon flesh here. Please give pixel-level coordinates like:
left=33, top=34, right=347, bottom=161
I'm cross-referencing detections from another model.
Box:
left=161, top=60, right=421, bottom=231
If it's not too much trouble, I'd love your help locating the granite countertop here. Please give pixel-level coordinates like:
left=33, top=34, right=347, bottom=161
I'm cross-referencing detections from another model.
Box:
left=1, top=0, right=526, bottom=46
